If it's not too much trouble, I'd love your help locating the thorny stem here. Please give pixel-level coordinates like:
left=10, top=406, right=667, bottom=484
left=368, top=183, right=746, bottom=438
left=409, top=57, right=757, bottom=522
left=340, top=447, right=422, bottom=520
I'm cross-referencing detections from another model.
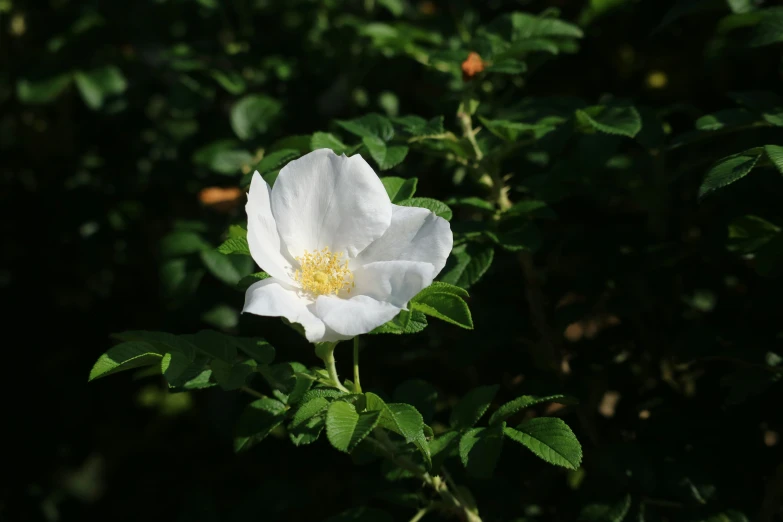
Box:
left=369, top=430, right=483, bottom=522
left=352, top=337, right=362, bottom=393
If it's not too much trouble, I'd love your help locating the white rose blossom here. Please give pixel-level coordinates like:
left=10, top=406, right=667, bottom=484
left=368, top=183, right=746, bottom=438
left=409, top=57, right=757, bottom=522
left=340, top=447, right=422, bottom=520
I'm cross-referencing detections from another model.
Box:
left=242, top=148, right=453, bottom=343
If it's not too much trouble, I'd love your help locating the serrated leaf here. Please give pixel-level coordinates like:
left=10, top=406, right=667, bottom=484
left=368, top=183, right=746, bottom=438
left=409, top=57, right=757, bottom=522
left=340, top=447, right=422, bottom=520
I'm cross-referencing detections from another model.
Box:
left=362, top=136, right=409, bottom=170
left=698, top=152, right=761, bottom=200
left=211, top=359, right=256, bottom=390
left=216, top=237, right=250, bottom=255
left=441, top=244, right=494, bottom=289
left=326, top=401, right=381, bottom=453
left=576, top=105, right=642, bottom=138
left=336, top=113, right=394, bottom=141
left=232, top=338, right=274, bottom=365
left=479, top=117, right=558, bottom=141
left=231, top=94, right=282, bottom=140
left=311, top=132, right=349, bottom=154
left=450, top=385, right=499, bottom=429
left=765, top=144, right=783, bottom=174
left=291, top=397, right=330, bottom=428
left=393, top=115, right=445, bottom=137
left=365, top=393, right=431, bottom=466
left=504, top=417, right=582, bottom=469
left=381, top=176, right=418, bottom=203
left=410, top=294, right=473, bottom=329
left=397, top=197, right=452, bottom=221
left=459, top=424, right=505, bottom=479
left=255, top=149, right=299, bottom=174
left=234, top=398, right=287, bottom=452
left=417, top=281, right=470, bottom=299
left=369, top=309, right=428, bottom=334
left=89, top=341, right=163, bottom=381
left=727, top=215, right=781, bottom=253
left=489, top=395, right=577, bottom=425
left=578, top=495, right=631, bottom=522
left=185, top=330, right=238, bottom=363
left=430, top=431, right=460, bottom=472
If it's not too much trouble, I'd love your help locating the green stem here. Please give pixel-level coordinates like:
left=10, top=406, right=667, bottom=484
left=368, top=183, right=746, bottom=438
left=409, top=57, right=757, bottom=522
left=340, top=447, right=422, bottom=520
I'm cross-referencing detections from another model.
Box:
left=353, top=337, right=362, bottom=393
left=409, top=507, right=431, bottom=522
left=240, top=386, right=266, bottom=400
left=317, top=343, right=351, bottom=393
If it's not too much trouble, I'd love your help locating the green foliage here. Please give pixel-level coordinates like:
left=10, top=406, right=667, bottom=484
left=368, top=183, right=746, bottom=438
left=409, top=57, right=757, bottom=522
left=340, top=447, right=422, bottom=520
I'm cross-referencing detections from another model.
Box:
left=381, top=176, right=418, bottom=203
left=489, top=394, right=577, bottom=425
left=504, top=417, right=583, bottom=470
left=459, top=423, right=505, bottom=478
left=411, top=282, right=473, bottom=329
left=326, top=401, right=381, bottom=453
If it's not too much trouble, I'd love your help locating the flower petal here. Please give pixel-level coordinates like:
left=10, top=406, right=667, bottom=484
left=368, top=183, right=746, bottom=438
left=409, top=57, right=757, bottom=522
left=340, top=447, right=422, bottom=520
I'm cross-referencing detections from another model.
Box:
left=243, top=278, right=326, bottom=342
left=353, top=260, right=435, bottom=308
left=315, top=295, right=402, bottom=337
left=356, top=204, right=452, bottom=275
left=271, top=149, right=392, bottom=259
left=246, top=172, right=296, bottom=284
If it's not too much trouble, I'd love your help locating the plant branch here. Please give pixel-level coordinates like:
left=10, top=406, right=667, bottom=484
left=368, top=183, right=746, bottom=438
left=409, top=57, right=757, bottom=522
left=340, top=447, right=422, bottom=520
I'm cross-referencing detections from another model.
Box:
left=240, top=386, right=266, bottom=400
left=369, top=430, right=483, bottom=522
left=317, top=343, right=351, bottom=393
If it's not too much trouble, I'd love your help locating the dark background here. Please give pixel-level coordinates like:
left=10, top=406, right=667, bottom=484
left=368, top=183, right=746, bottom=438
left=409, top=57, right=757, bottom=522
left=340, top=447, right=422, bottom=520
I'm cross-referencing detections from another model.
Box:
left=3, top=0, right=782, bottom=521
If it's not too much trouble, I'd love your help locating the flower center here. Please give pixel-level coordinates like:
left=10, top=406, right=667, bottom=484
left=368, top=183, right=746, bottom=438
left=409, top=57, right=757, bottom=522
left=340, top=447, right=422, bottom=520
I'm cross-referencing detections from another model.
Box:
left=294, top=248, right=354, bottom=296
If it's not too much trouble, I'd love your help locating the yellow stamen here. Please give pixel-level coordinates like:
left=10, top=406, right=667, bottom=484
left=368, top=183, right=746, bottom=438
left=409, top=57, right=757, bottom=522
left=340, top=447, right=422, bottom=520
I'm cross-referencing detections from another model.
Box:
left=294, top=248, right=353, bottom=296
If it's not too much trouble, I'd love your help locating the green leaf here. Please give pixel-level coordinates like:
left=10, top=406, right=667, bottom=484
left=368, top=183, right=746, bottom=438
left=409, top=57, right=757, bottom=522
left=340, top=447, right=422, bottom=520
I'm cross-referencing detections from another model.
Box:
left=365, top=393, right=431, bottom=466
left=192, top=140, right=252, bottom=175
left=362, top=136, right=409, bottom=170
left=217, top=237, right=250, bottom=255
left=336, top=113, right=394, bottom=141
left=201, top=304, right=239, bottom=329
left=311, top=132, right=349, bottom=154
left=231, top=94, right=282, bottom=140
left=393, top=380, right=438, bottom=424
left=381, top=176, right=418, bottom=203
left=369, top=309, right=428, bottom=334
left=578, top=495, right=631, bottom=522
left=701, top=511, right=750, bottom=522
left=160, top=231, right=211, bottom=258
left=211, top=359, right=256, bottom=390
left=209, top=69, right=246, bottom=94
left=727, top=215, right=781, bottom=253
left=397, top=197, right=453, bottom=221
left=232, top=338, right=275, bottom=365
left=576, top=105, right=642, bottom=138
left=449, top=197, right=495, bottom=212
left=695, top=109, right=758, bottom=131
left=74, top=66, right=127, bottom=109
left=256, top=149, right=300, bottom=175
left=749, top=8, right=783, bottom=47
left=450, top=385, right=499, bottom=429
left=237, top=271, right=271, bottom=291
left=486, top=58, right=527, bottom=74
left=234, top=398, right=287, bottom=452
left=504, top=417, right=583, bottom=469
left=489, top=395, right=577, bottom=425
left=509, top=12, right=584, bottom=39
left=441, top=244, right=494, bottom=289
left=291, top=397, right=330, bottom=428
left=429, top=431, right=460, bottom=472
left=411, top=292, right=473, bottom=329
left=417, top=281, right=469, bottom=299
left=765, top=144, right=783, bottom=174
left=186, top=330, right=238, bottom=363
left=479, top=117, right=558, bottom=141
left=325, top=401, right=381, bottom=453
left=89, top=341, right=163, bottom=381
left=200, top=249, right=251, bottom=285
left=698, top=151, right=762, bottom=200
left=459, top=423, right=505, bottom=479
left=393, top=115, right=445, bottom=137
left=289, top=397, right=329, bottom=446
left=728, top=91, right=783, bottom=126
left=17, top=74, right=72, bottom=104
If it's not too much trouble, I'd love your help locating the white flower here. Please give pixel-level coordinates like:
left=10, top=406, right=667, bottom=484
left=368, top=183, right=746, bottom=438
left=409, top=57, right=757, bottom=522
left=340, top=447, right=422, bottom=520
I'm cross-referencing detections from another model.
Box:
left=242, top=148, right=453, bottom=343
